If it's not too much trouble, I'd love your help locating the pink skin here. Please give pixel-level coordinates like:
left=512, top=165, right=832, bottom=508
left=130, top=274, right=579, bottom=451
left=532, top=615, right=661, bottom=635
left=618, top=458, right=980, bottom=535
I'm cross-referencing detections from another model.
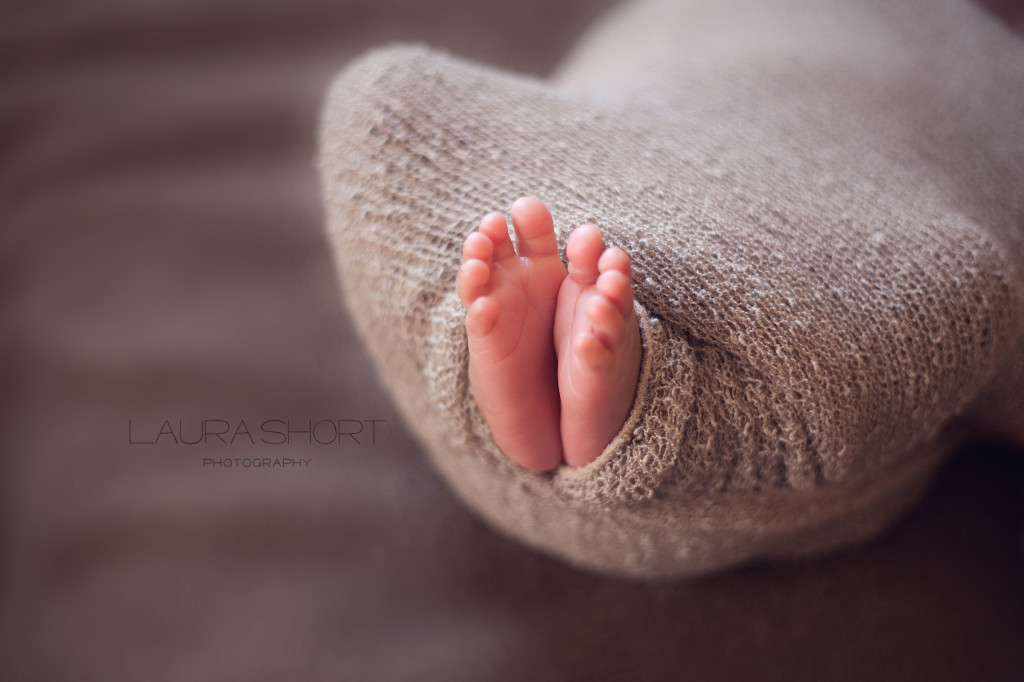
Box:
left=456, top=197, right=641, bottom=471
left=554, top=225, right=642, bottom=467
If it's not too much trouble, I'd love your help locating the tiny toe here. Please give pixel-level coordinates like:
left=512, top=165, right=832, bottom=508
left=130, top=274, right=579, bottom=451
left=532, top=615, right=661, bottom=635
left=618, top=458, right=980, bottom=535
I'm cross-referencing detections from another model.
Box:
left=462, top=231, right=494, bottom=262
left=457, top=259, right=491, bottom=305
left=595, top=269, right=635, bottom=317
left=479, top=212, right=516, bottom=261
left=573, top=332, right=614, bottom=368
left=597, top=246, right=631, bottom=277
left=566, top=224, right=604, bottom=284
left=584, top=295, right=625, bottom=347
left=510, top=197, right=559, bottom=257
left=466, top=296, right=499, bottom=338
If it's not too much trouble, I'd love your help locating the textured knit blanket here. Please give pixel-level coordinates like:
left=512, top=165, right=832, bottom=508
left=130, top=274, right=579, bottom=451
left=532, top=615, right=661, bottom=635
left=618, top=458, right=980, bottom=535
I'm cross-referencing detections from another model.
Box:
left=319, top=0, right=1024, bottom=577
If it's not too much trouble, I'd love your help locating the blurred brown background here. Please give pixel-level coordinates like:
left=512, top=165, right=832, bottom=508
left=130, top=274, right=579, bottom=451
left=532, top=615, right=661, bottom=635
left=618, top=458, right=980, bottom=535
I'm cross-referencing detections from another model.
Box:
left=2, top=1, right=1023, bottom=680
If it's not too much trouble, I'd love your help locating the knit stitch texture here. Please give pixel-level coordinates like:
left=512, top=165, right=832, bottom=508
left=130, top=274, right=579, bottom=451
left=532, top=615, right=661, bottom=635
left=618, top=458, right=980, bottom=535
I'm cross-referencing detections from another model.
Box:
left=318, top=0, right=1024, bottom=577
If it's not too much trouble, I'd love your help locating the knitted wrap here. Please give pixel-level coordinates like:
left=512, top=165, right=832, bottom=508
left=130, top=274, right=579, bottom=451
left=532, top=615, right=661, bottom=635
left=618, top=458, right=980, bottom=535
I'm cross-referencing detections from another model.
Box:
left=318, top=0, right=1024, bottom=577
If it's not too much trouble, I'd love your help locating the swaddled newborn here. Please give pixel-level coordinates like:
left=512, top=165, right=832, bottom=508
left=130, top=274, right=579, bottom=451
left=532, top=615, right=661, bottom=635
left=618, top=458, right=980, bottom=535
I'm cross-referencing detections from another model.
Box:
left=319, top=0, right=1024, bottom=577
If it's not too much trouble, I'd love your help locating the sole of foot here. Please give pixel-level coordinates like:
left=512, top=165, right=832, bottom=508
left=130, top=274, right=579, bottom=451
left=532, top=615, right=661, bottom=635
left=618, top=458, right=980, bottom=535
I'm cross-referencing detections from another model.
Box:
left=456, top=197, right=567, bottom=471
left=554, top=223, right=642, bottom=468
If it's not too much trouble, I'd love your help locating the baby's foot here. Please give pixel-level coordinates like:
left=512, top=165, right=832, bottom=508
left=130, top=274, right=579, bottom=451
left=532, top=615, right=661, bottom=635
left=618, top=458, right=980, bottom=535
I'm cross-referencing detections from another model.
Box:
left=554, top=224, right=642, bottom=467
left=456, top=197, right=567, bottom=471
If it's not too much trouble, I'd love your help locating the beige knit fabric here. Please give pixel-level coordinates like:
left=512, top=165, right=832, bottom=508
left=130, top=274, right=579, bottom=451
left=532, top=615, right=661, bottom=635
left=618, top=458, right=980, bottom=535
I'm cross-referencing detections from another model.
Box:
left=318, top=0, right=1024, bottom=577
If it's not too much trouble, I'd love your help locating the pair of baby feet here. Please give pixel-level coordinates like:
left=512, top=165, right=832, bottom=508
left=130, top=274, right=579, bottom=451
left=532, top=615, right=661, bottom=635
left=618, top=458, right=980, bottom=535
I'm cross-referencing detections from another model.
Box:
left=456, top=197, right=642, bottom=471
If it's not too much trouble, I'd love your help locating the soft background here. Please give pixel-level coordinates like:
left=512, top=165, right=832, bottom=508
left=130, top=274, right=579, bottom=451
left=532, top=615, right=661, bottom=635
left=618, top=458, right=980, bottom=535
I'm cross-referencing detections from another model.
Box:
left=2, top=0, right=1023, bottom=680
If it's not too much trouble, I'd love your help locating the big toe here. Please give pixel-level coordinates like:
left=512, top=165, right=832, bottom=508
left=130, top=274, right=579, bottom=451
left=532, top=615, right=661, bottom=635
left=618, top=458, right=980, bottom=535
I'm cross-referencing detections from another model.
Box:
left=566, top=224, right=604, bottom=284
left=510, top=197, right=559, bottom=257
